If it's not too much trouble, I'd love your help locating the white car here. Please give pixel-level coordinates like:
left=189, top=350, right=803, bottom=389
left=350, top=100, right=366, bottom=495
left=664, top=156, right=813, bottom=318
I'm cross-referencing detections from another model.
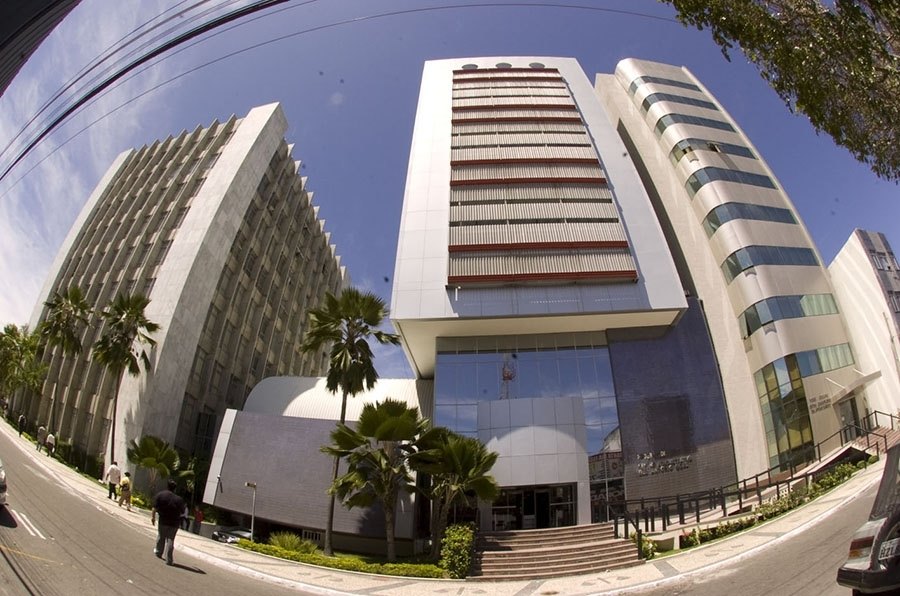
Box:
left=0, top=458, right=7, bottom=505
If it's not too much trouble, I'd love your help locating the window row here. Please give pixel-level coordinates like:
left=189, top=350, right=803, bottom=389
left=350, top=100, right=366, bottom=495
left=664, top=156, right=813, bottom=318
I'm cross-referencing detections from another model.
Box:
left=889, top=291, right=900, bottom=313
left=449, top=221, right=627, bottom=247
left=628, top=75, right=701, bottom=94
left=453, top=121, right=586, bottom=135
left=452, top=132, right=590, bottom=148
left=702, top=202, right=796, bottom=237
left=721, top=245, right=818, bottom=283
left=450, top=200, right=620, bottom=222
left=669, top=138, right=755, bottom=165
left=452, top=108, right=579, bottom=121
left=449, top=248, right=636, bottom=279
left=451, top=145, right=596, bottom=163
left=453, top=96, right=575, bottom=108
left=452, top=87, right=570, bottom=99
left=655, top=113, right=735, bottom=137
left=686, top=166, right=776, bottom=197
left=451, top=163, right=604, bottom=182
left=738, top=293, right=838, bottom=338
left=451, top=183, right=612, bottom=203
left=640, top=92, right=717, bottom=114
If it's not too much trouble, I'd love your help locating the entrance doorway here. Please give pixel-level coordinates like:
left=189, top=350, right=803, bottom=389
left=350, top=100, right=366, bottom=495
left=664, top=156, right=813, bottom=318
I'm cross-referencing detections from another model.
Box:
left=838, top=396, right=861, bottom=442
left=491, top=484, right=575, bottom=531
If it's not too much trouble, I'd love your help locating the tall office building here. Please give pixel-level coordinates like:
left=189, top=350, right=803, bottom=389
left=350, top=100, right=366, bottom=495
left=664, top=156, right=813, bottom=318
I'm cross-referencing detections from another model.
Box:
left=829, top=230, right=900, bottom=417
left=27, top=103, right=344, bottom=472
left=392, top=56, right=861, bottom=529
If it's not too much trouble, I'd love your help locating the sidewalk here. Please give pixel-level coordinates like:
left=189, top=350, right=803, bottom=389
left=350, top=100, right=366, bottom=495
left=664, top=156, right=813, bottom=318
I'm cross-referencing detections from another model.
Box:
left=5, top=419, right=881, bottom=595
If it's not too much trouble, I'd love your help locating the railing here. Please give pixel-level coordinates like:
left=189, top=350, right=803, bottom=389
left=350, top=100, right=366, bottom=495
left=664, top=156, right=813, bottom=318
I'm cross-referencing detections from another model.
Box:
left=611, top=417, right=892, bottom=542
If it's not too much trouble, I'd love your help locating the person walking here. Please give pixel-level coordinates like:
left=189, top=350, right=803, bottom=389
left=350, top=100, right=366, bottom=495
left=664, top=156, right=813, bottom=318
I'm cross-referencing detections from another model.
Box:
left=151, top=479, right=186, bottom=566
left=17, top=414, right=25, bottom=437
left=117, top=472, right=133, bottom=511
left=36, top=425, right=46, bottom=452
left=192, top=506, right=204, bottom=534
left=45, top=432, right=56, bottom=457
left=105, top=461, right=121, bottom=500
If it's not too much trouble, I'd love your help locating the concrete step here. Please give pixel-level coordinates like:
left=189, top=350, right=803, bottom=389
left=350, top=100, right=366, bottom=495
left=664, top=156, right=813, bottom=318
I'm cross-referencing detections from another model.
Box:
left=477, top=540, right=634, bottom=562
left=471, top=555, right=642, bottom=581
left=476, top=544, right=635, bottom=567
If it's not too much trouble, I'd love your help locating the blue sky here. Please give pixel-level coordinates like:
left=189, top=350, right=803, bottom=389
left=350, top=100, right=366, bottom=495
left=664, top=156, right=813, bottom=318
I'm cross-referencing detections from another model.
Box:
left=0, top=1, right=896, bottom=378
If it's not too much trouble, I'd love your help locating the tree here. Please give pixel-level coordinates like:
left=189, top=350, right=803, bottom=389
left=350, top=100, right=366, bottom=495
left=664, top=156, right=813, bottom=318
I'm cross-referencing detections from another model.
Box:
left=40, top=286, right=91, bottom=432
left=322, top=399, right=434, bottom=562
left=411, top=430, right=500, bottom=560
left=0, top=324, right=47, bottom=411
left=92, top=292, right=159, bottom=463
left=177, top=454, right=210, bottom=507
left=301, top=287, right=400, bottom=556
left=663, top=0, right=900, bottom=181
left=127, top=435, right=180, bottom=493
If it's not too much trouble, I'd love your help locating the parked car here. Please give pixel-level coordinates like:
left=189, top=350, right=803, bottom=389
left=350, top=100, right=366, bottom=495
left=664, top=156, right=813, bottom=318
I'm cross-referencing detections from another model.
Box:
left=0, top=459, right=7, bottom=505
left=211, top=526, right=252, bottom=544
left=837, top=444, right=900, bottom=594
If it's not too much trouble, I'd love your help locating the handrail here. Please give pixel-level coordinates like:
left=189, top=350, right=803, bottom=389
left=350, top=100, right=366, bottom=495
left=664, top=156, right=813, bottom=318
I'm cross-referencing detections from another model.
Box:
left=613, top=420, right=889, bottom=534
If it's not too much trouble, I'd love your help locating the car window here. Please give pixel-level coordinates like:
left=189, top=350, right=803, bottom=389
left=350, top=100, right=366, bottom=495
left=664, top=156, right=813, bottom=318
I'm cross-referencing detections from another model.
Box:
left=871, top=444, right=900, bottom=520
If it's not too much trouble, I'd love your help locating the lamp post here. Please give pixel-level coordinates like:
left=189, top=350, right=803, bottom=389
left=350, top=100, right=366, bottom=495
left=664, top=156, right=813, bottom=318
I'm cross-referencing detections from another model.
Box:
left=245, top=481, right=257, bottom=542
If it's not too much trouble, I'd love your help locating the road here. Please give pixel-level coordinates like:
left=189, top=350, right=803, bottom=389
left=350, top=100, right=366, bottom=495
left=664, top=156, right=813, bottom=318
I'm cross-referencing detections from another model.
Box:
left=635, top=481, right=876, bottom=596
left=0, top=427, right=309, bottom=595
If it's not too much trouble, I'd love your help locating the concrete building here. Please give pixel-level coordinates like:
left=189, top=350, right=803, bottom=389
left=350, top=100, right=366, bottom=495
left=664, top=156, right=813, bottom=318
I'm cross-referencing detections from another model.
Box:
left=206, top=57, right=869, bottom=540
left=27, top=103, right=344, bottom=473
left=829, top=230, right=900, bottom=418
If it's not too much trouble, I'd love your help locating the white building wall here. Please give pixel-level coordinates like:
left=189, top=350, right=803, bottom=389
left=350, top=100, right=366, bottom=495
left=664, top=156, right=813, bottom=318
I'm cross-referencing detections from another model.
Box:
left=830, top=233, right=900, bottom=417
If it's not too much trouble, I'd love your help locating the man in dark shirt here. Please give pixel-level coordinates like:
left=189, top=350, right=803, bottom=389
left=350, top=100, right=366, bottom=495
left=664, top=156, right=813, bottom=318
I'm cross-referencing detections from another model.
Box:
left=151, top=479, right=187, bottom=566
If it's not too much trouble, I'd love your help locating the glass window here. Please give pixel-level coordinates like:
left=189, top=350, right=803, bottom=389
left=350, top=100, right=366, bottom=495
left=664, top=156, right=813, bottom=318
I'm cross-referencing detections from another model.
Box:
left=721, top=246, right=818, bottom=283
left=686, top=167, right=776, bottom=198
left=641, top=92, right=717, bottom=114
left=701, top=202, right=796, bottom=237
left=628, top=75, right=701, bottom=94
left=670, top=138, right=755, bottom=165
left=655, top=113, right=735, bottom=137
left=739, top=294, right=837, bottom=337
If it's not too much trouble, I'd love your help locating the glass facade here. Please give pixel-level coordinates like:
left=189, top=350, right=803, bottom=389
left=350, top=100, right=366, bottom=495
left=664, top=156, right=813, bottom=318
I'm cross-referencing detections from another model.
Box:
left=641, top=92, right=717, bottom=114
left=685, top=166, right=776, bottom=197
left=754, top=343, right=855, bottom=469
left=702, top=202, right=796, bottom=237
left=669, top=138, right=755, bottom=165
left=654, top=113, right=736, bottom=137
left=721, top=245, right=819, bottom=283
left=738, top=294, right=838, bottom=338
left=628, top=75, right=701, bottom=94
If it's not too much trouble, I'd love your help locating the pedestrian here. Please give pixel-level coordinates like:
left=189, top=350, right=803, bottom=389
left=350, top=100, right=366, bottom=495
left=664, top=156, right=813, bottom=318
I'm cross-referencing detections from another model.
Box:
left=36, top=425, right=46, bottom=452
left=105, top=461, right=121, bottom=499
left=151, top=479, right=186, bottom=566
left=117, top=471, right=132, bottom=511
left=17, top=414, right=25, bottom=437
left=45, top=432, right=56, bottom=457
left=192, top=506, right=204, bottom=534
left=181, top=503, right=190, bottom=530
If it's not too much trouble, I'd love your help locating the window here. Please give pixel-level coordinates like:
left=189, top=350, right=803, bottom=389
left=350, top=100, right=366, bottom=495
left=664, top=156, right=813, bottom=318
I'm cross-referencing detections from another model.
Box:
left=889, top=291, right=900, bottom=313
left=685, top=167, right=776, bottom=197
left=655, top=113, right=735, bottom=137
left=721, top=245, right=818, bottom=283
left=702, top=202, right=796, bottom=236
left=640, top=92, right=716, bottom=114
left=628, top=75, right=701, bottom=95
left=669, top=138, right=755, bottom=165
left=738, top=294, right=838, bottom=338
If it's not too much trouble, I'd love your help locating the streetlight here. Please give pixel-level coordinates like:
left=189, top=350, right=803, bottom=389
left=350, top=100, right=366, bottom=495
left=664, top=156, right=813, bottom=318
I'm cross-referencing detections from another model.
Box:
left=245, top=481, right=257, bottom=542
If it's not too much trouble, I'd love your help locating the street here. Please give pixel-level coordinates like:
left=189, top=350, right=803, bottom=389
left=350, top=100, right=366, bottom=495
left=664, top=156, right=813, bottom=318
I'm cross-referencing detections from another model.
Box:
left=0, top=425, right=309, bottom=595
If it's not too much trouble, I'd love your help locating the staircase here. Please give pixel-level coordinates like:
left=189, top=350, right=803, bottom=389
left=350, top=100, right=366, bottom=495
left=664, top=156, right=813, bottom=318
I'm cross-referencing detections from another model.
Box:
left=470, top=523, right=642, bottom=581
left=852, top=426, right=900, bottom=454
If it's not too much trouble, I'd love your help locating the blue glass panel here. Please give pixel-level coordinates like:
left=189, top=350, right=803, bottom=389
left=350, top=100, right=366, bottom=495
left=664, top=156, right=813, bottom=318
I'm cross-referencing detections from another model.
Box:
left=577, top=357, right=599, bottom=398
left=584, top=398, right=602, bottom=425
left=457, top=405, right=477, bottom=433
left=435, top=404, right=457, bottom=429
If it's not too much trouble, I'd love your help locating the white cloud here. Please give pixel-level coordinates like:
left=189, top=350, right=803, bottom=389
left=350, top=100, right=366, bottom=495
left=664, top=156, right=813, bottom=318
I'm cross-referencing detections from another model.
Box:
left=329, top=91, right=344, bottom=106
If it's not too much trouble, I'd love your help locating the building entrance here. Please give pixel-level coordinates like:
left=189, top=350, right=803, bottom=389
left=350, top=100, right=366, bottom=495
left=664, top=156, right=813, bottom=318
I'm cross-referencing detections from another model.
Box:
left=491, top=484, right=575, bottom=531
left=838, top=395, right=861, bottom=441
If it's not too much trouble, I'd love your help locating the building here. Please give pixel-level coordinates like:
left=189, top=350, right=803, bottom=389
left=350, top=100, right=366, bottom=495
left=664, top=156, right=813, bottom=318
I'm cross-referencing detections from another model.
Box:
left=829, top=230, right=900, bottom=418
left=206, top=57, right=870, bottom=540
left=392, top=56, right=861, bottom=530
left=27, top=103, right=344, bottom=473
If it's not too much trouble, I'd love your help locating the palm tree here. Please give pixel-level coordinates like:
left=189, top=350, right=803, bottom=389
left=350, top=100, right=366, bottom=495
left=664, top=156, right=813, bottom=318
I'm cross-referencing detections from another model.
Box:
left=322, top=399, right=433, bottom=562
left=177, top=454, right=209, bottom=507
left=40, top=286, right=91, bottom=433
left=127, top=435, right=180, bottom=493
left=0, top=324, right=47, bottom=413
left=301, top=287, right=399, bottom=556
left=92, top=292, right=160, bottom=463
left=411, top=430, right=500, bottom=560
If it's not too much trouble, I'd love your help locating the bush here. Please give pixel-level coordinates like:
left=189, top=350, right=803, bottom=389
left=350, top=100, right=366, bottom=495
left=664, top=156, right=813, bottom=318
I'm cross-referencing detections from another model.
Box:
left=679, top=528, right=700, bottom=548
left=269, top=532, right=317, bottom=554
left=440, top=523, right=475, bottom=579
left=631, top=532, right=656, bottom=559
left=869, top=454, right=880, bottom=465
left=236, top=541, right=445, bottom=578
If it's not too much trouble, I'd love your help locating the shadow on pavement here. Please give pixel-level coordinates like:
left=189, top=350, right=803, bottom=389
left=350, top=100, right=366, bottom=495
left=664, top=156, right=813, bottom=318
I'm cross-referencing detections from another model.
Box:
left=0, top=507, right=17, bottom=528
left=167, top=562, right=206, bottom=574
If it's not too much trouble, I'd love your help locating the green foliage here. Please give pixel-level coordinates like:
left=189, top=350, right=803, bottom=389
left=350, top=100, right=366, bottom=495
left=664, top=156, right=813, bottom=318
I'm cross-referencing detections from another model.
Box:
left=127, top=435, right=180, bottom=492
left=411, top=428, right=500, bottom=560
left=268, top=532, right=318, bottom=554
left=679, top=528, right=701, bottom=548
left=323, top=399, right=431, bottom=562
left=237, top=541, right=445, bottom=578
left=439, top=523, right=475, bottom=579
left=869, top=454, right=880, bottom=465
left=0, top=324, right=47, bottom=398
left=663, top=0, right=900, bottom=181
left=631, top=532, right=657, bottom=559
